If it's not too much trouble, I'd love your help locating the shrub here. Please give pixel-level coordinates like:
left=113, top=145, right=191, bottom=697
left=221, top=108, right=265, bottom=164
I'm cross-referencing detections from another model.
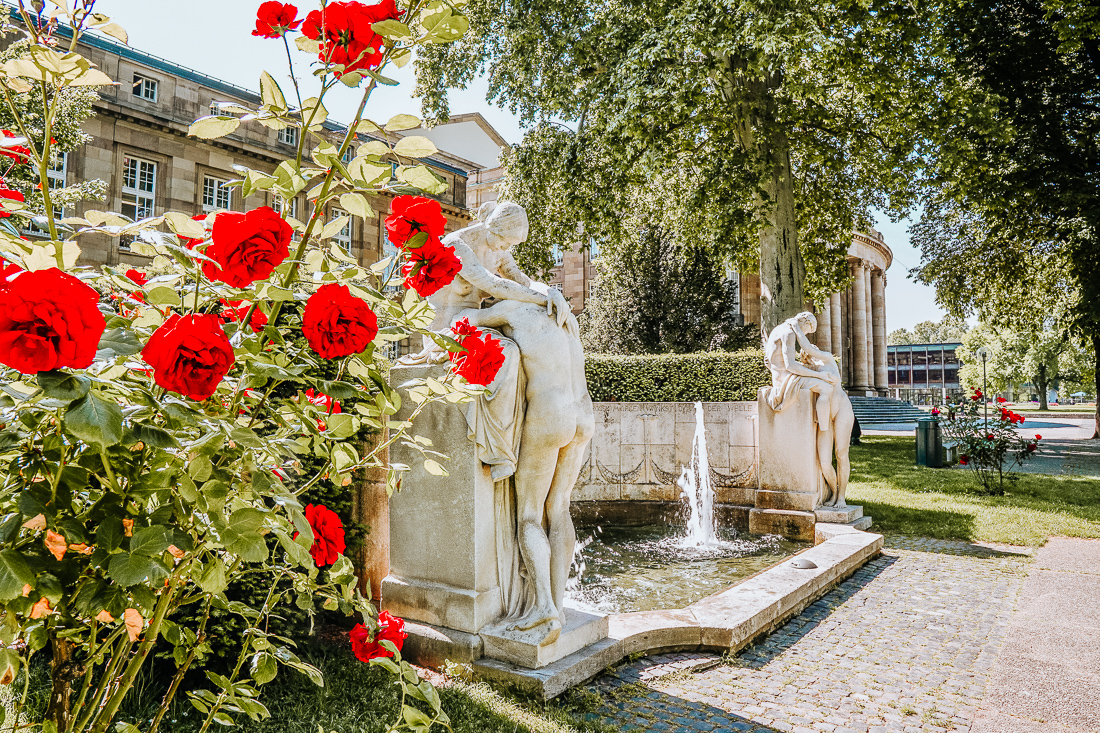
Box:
left=940, top=389, right=1043, bottom=495
left=585, top=349, right=770, bottom=402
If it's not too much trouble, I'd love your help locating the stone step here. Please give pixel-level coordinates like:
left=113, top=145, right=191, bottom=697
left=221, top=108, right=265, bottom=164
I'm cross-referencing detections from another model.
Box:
left=815, top=505, right=864, bottom=523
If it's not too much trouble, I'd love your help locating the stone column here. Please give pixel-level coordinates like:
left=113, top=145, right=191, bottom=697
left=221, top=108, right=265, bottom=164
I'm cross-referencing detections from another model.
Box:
left=817, top=298, right=832, bottom=353
left=850, top=261, right=871, bottom=393
left=830, top=293, right=842, bottom=359
left=864, top=265, right=875, bottom=391
left=839, top=288, right=850, bottom=385
left=871, top=269, right=888, bottom=394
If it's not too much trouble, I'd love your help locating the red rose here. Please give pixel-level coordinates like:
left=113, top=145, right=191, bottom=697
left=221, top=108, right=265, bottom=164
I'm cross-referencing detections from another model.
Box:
left=1027, top=443, right=1037, bottom=452
left=305, top=387, right=342, bottom=431
left=219, top=299, right=268, bottom=334
left=402, top=236, right=461, bottom=297
left=252, top=1, right=301, bottom=37
left=0, top=263, right=22, bottom=291
left=385, top=195, right=447, bottom=247
left=996, top=396, right=1007, bottom=403
left=0, top=130, right=30, bottom=164
left=1035, top=434, right=1042, bottom=441
left=302, top=0, right=399, bottom=78
left=350, top=610, right=407, bottom=662
left=302, top=503, right=345, bottom=567
left=448, top=319, right=505, bottom=386
left=975, top=389, right=983, bottom=398
left=0, top=268, right=105, bottom=374
left=302, top=283, right=378, bottom=358
left=202, top=207, right=292, bottom=288
left=0, top=187, right=24, bottom=218
left=141, top=313, right=235, bottom=401
left=125, top=269, right=149, bottom=288
left=986, top=433, right=994, bottom=440
left=959, top=455, right=969, bottom=465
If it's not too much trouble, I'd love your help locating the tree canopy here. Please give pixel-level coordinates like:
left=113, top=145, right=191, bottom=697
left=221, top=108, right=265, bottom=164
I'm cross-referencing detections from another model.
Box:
left=888, top=315, right=969, bottom=345
left=416, top=0, right=948, bottom=331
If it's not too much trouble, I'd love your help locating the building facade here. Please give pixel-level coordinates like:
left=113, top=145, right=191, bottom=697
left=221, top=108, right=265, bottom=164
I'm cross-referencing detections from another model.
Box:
left=887, top=342, right=963, bottom=402
left=21, top=29, right=479, bottom=270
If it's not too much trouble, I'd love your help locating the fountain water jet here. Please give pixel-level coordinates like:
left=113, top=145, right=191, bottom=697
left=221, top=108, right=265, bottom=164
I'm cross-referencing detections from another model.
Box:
left=678, top=401, right=717, bottom=547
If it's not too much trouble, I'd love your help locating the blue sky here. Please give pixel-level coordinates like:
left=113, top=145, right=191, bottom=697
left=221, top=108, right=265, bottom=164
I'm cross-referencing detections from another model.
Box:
left=94, top=0, right=943, bottom=333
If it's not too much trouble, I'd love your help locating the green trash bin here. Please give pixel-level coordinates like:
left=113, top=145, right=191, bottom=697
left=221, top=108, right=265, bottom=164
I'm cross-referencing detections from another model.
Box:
left=915, top=417, right=944, bottom=468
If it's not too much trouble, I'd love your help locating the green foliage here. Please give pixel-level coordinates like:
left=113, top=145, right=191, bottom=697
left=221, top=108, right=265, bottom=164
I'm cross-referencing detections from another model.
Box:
left=887, top=315, right=967, bottom=346
left=940, top=392, right=1042, bottom=495
left=585, top=350, right=769, bottom=403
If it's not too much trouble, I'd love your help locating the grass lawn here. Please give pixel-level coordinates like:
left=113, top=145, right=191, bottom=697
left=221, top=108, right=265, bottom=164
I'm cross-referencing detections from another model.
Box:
left=1009, top=403, right=1095, bottom=413
left=846, top=436, right=1100, bottom=546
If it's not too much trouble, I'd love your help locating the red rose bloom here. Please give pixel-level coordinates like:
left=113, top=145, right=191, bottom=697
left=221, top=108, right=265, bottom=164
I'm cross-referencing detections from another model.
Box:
left=385, top=195, right=447, bottom=247
left=252, top=1, right=301, bottom=38
left=302, top=0, right=399, bottom=78
left=350, top=610, right=407, bottom=662
left=402, top=236, right=461, bottom=297
left=302, top=283, right=378, bottom=359
left=0, top=268, right=105, bottom=374
left=305, top=387, right=341, bottom=430
left=0, top=187, right=24, bottom=218
left=219, top=299, right=268, bottom=334
left=1035, top=434, right=1042, bottom=441
left=448, top=318, right=505, bottom=386
left=1027, top=443, right=1037, bottom=452
left=0, top=263, right=22, bottom=291
left=959, top=455, right=969, bottom=465
left=996, top=396, right=1007, bottom=403
left=0, top=130, right=30, bottom=164
left=141, top=313, right=235, bottom=401
left=125, top=269, right=149, bottom=288
left=202, top=207, right=292, bottom=288
left=302, top=503, right=345, bottom=567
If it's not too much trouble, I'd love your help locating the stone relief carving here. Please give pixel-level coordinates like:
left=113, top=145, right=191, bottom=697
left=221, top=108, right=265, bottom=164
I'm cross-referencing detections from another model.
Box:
left=763, top=312, right=855, bottom=507
left=401, top=201, right=595, bottom=646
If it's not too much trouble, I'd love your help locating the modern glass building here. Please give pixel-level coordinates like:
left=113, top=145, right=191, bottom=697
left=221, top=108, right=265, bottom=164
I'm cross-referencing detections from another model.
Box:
left=887, top=343, right=963, bottom=398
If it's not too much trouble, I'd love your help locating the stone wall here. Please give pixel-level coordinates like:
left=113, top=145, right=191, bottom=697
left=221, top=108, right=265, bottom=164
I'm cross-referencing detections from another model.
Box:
left=574, top=402, right=758, bottom=507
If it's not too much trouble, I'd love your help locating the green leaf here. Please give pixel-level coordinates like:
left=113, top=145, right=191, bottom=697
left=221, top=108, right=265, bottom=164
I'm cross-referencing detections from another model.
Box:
left=251, top=652, right=278, bottom=684
left=384, top=114, right=421, bottom=132
left=107, top=552, right=169, bottom=587
left=327, top=553, right=356, bottom=585
left=339, top=193, right=375, bottom=220
left=331, top=443, right=358, bottom=472
left=0, top=549, right=35, bottom=602
left=397, top=165, right=449, bottom=195
left=393, top=136, right=438, bottom=158
left=164, top=211, right=206, bottom=239
left=129, top=526, right=170, bottom=557
left=218, top=509, right=269, bottom=563
left=402, top=705, right=434, bottom=727
left=132, top=422, right=180, bottom=449
left=188, top=455, right=213, bottom=482
left=65, top=393, right=124, bottom=448
left=197, top=559, right=227, bottom=594
left=146, top=286, right=182, bottom=307
left=259, top=71, right=287, bottom=112
left=97, top=328, right=144, bottom=356
left=371, top=19, right=412, bottom=40
left=189, top=116, right=241, bottom=140
left=319, top=216, right=350, bottom=241
left=37, top=371, right=90, bottom=401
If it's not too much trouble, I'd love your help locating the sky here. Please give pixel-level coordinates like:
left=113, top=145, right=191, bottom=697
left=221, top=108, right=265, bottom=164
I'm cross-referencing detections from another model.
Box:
left=92, top=1, right=940, bottom=334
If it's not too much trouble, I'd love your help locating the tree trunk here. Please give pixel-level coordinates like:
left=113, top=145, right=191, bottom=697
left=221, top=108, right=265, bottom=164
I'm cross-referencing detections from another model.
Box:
left=757, top=125, right=806, bottom=336
left=1093, top=335, right=1099, bottom=439
left=46, top=638, right=79, bottom=731
left=1038, top=363, right=1049, bottom=411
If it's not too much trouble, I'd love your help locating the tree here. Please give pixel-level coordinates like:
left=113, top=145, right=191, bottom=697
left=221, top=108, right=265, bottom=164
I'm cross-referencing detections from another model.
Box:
left=911, top=0, right=1100, bottom=435
left=416, top=0, right=946, bottom=332
left=957, top=322, right=1084, bottom=409
left=888, top=315, right=968, bottom=345
left=579, top=226, right=754, bottom=354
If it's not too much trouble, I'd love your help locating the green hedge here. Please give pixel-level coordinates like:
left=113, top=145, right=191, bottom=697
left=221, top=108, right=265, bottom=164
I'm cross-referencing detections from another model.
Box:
left=585, top=349, right=770, bottom=402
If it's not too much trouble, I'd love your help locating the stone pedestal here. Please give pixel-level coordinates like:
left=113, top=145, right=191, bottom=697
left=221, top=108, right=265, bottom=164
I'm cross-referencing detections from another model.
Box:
left=382, top=364, right=503, bottom=634
left=481, top=605, right=609, bottom=668
left=752, top=388, right=822, bottom=542
left=815, top=504, right=872, bottom=531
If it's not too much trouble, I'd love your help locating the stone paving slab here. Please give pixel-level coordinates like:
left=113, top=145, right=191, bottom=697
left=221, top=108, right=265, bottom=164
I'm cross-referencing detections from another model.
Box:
left=582, top=537, right=1030, bottom=732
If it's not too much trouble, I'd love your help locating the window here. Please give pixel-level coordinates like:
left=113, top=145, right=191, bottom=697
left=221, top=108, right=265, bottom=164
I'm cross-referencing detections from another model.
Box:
left=551, top=243, right=564, bottom=266
left=552, top=283, right=564, bottom=293
left=272, top=194, right=298, bottom=220
left=278, top=127, right=299, bottom=146
left=22, top=153, right=67, bottom=236
left=209, top=101, right=221, bottom=117
left=202, top=175, right=232, bottom=213
left=341, top=145, right=355, bottom=164
left=132, top=74, right=158, bottom=102
left=122, top=156, right=156, bottom=220
left=329, top=207, right=352, bottom=252
left=588, top=238, right=601, bottom=260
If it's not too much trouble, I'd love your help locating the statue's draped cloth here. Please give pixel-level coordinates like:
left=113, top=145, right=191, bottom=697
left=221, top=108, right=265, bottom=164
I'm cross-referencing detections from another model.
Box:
left=459, top=330, right=535, bottom=621
left=765, top=371, right=825, bottom=413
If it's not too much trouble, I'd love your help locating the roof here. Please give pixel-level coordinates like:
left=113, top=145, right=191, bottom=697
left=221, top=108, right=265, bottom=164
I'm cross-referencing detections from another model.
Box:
left=887, top=343, right=963, bottom=349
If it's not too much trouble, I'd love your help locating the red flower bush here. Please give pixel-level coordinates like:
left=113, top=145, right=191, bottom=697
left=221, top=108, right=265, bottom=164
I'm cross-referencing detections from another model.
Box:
left=302, top=283, right=378, bottom=358
left=0, top=187, right=24, bottom=217
left=253, top=2, right=301, bottom=38
left=302, top=503, right=345, bottom=567
left=959, top=455, right=969, bottom=466
left=302, top=0, right=399, bottom=78
left=0, top=268, right=105, bottom=374
left=203, top=207, right=292, bottom=288
left=350, top=610, right=407, bottom=662
left=141, top=314, right=235, bottom=401
left=220, top=299, right=268, bottom=334
left=0, top=130, right=30, bottom=164
left=448, top=318, right=505, bottom=386
left=402, top=236, right=461, bottom=297
left=385, top=195, right=447, bottom=247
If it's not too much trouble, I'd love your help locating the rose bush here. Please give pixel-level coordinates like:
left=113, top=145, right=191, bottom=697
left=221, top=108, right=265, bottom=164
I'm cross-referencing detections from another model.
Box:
left=0, top=2, right=479, bottom=733
left=941, top=389, right=1042, bottom=494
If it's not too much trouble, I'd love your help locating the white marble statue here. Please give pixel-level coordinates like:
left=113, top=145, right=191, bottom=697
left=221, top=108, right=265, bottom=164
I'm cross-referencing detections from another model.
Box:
left=400, top=201, right=595, bottom=645
left=763, top=312, right=854, bottom=507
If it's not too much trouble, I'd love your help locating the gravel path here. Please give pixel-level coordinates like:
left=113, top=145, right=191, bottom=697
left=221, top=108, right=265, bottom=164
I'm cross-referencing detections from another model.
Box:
left=584, top=537, right=1033, bottom=732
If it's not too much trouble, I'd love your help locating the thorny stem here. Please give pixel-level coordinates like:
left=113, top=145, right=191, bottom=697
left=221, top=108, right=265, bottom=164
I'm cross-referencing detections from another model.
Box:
left=145, top=595, right=215, bottom=733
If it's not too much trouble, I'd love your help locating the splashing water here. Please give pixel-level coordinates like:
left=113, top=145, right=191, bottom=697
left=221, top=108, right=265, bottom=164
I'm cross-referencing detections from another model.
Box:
left=678, top=401, right=717, bottom=546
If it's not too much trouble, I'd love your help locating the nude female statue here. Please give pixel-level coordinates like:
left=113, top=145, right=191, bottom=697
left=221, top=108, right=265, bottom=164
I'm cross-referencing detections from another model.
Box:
left=763, top=312, right=854, bottom=508
left=400, top=202, right=594, bottom=644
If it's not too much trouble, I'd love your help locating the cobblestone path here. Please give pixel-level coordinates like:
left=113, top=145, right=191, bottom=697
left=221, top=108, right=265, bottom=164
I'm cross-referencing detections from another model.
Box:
left=584, top=537, right=1032, bottom=733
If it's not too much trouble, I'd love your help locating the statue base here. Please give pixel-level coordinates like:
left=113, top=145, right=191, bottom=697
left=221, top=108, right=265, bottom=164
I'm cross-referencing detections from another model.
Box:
left=481, top=605, right=609, bottom=669
left=815, top=504, right=872, bottom=531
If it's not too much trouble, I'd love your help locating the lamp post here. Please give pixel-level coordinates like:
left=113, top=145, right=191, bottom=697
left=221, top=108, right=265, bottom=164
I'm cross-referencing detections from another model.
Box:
left=976, top=346, right=990, bottom=425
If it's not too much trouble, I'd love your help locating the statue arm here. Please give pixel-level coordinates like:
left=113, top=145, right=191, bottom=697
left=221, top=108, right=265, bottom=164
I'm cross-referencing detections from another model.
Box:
left=780, top=331, right=827, bottom=379
left=453, top=240, right=547, bottom=306
left=499, top=252, right=535, bottom=288
left=498, top=251, right=570, bottom=326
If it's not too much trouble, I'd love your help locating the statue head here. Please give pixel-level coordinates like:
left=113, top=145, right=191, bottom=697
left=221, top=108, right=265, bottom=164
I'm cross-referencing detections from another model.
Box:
left=482, top=201, right=529, bottom=251
left=795, top=311, right=818, bottom=335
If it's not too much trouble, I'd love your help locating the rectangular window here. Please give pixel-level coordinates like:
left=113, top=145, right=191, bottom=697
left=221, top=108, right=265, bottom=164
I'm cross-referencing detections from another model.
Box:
left=330, top=207, right=352, bottom=252
left=551, top=243, right=564, bottom=266
left=22, top=153, right=67, bottom=236
left=272, top=194, right=298, bottom=220
left=132, top=74, right=158, bottom=102
left=588, top=238, right=601, bottom=260
left=341, top=146, right=355, bottom=164
left=278, top=127, right=299, bottom=146
left=202, top=175, right=232, bottom=213
left=121, top=156, right=156, bottom=220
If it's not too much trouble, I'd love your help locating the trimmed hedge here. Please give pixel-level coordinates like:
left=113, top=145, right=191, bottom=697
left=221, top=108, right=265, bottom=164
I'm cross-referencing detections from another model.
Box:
left=585, top=349, right=770, bottom=402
